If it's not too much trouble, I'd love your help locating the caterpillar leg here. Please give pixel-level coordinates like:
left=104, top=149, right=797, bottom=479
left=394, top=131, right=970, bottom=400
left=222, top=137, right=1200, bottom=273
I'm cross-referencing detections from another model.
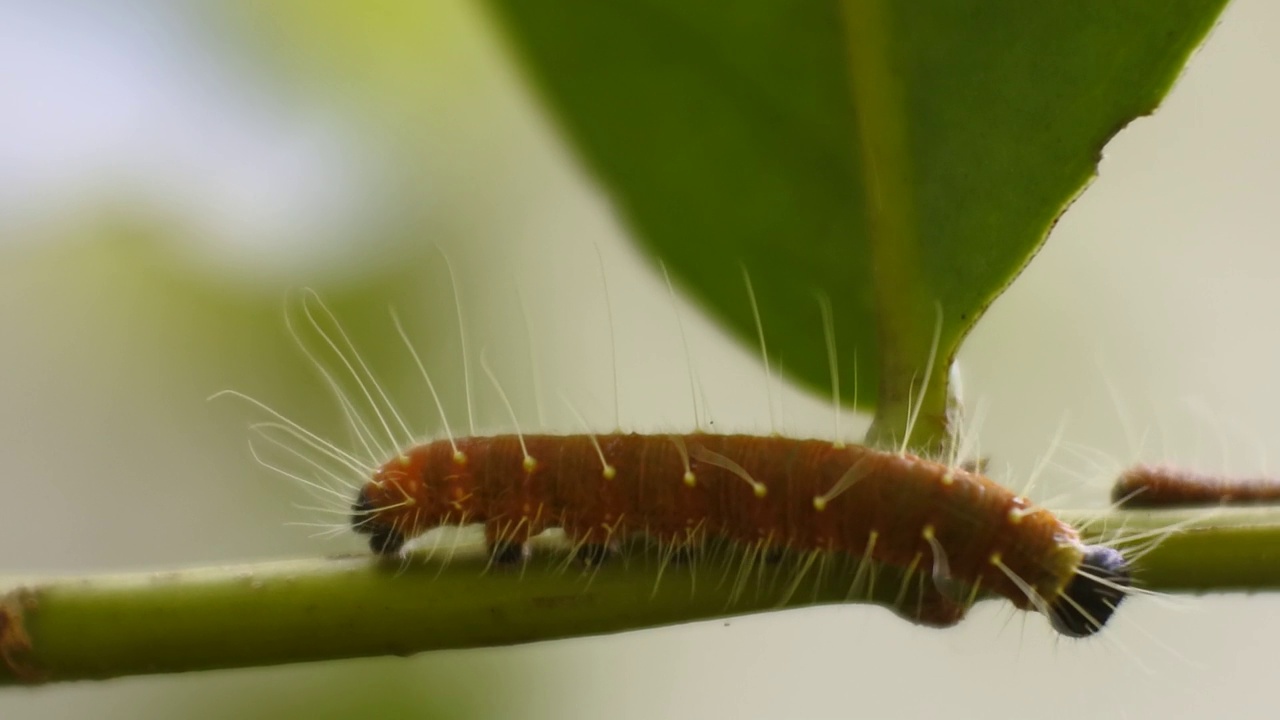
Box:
left=760, top=543, right=786, bottom=565
left=574, top=543, right=618, bottom=567
left=488, top=540, right=528, bottom=565
left=484, top=519, right=540, bottom=566
left=562, top=522, right=625, bottom=568
left=652, top=524, right=708, bottom=566
left=661, top=544, right=701, bottom=566
left=368, top=525, right=406, bottom=556
left=898, top=585, right=969, bottom=629
left=640, top=529, right=709, bottom=597
left=891, top=568, right=969, bottom=629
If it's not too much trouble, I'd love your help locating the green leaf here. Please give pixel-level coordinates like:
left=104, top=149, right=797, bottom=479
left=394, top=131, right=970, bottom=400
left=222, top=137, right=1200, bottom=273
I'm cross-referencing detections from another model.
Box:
left=483, top=0, right=1229, bottom=447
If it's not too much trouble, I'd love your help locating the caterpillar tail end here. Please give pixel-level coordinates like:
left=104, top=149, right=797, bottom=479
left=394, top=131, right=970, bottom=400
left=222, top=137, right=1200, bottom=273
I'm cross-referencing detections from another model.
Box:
left=351, top=486, right=406, bottom=555
left=1048, top=546, right=1131, bottom=638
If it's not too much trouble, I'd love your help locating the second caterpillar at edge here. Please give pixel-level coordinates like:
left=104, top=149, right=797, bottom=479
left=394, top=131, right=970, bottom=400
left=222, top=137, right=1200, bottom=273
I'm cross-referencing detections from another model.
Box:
left=352, top=432, right=1131, bottom=638
left=1113, top=463, right=1280, bottom=508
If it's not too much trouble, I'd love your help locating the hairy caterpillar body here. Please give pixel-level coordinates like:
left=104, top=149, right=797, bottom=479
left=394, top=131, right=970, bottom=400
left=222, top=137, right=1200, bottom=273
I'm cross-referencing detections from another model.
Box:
left=1113, top=464, right=1280, bottom=508
left=353, top=431, right=1131, bottom=638
left=227, top=284, right=1134, bottom=640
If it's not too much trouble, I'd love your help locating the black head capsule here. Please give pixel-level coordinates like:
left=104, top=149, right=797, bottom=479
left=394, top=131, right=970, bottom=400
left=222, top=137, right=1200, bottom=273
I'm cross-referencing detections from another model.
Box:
left=350, top=486, right=376, bottom=535
left=351, top=486, right=405, bottom=554
left=1048, top=545, right=1131, bottom=638
left=368, top=525, right=406, bottom=556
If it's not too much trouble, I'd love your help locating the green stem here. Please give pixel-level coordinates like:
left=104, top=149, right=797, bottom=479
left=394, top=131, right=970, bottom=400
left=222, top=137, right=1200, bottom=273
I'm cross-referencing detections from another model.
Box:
left=4, top=509, right=1279, bottom=686
left=841, top=0, right=952, bottom=452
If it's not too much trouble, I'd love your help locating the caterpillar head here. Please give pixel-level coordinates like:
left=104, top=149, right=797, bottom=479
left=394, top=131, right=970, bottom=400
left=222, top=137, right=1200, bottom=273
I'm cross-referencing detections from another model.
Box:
left=350, top=445, right=465, bottom=556
left=351, top=484, right=405, bottom=555
left=350, top=459, right=422, bottom=556
left=1047, top=545, right=1131, bottom=638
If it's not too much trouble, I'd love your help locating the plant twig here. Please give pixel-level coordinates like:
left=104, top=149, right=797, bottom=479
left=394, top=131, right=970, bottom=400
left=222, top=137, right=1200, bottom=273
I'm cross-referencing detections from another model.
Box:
left=4, top=508, right=1279, bottom=686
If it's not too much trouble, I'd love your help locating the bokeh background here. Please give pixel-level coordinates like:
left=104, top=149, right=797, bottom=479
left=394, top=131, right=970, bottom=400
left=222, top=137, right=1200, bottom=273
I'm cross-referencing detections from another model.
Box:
left=2, top=1, right=1278, bottom=718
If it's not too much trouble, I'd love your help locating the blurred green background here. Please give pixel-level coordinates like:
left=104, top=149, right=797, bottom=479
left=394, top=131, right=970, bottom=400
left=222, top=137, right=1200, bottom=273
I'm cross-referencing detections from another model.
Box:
left=2, top=1, right=1279, bottom=718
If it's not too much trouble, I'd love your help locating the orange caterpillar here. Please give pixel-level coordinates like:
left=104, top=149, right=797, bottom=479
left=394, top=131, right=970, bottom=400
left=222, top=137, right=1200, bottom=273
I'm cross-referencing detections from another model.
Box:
left=1113, top=464, right=1280, bottom=508
left=353, top=431, right=1131, bottom=637
left=229, top=286, right=1133, bottom=640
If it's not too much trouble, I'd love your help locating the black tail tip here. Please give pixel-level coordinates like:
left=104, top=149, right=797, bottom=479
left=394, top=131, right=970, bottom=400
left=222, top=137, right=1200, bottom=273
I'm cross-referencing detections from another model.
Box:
left=1048, top=545, right=1131, bottom=638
